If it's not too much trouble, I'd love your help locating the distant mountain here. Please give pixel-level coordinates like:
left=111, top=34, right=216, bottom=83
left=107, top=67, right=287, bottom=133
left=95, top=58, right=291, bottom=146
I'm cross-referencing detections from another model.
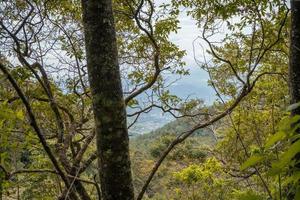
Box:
left=127, top=76, right=217, bottom=136
left=128, top=107, right=173, bottom=136
left=129, top=102, right=220, bottom=164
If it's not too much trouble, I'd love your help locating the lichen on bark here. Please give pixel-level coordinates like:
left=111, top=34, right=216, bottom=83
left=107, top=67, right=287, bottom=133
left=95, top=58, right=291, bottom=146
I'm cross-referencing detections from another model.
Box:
left=81, top=0, right=135, bottom=199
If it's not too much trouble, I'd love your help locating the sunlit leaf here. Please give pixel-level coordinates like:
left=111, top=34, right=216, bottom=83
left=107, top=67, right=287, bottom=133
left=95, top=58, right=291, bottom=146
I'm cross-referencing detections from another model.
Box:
left=241, top=155, right=264, bottom=170
left=16, top=110, right=24, bottom=120
left=265, top=131, right=285, bottom=148
left=273, top=140, right=300, bottom=170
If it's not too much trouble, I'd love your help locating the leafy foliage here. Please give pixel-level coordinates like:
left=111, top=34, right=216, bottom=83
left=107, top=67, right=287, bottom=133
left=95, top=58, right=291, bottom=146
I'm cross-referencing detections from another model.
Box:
left=0, top=0, right=297, bottom=199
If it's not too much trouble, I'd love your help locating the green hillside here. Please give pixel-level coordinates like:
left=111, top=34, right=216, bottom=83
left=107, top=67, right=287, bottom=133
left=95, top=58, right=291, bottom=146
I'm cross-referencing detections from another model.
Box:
left=130, top=118, right=217, bottom=199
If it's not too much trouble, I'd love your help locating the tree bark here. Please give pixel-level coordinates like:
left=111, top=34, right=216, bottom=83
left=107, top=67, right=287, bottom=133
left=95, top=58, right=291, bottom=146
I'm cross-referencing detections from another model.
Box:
left=289, top=0, right=300, bottom=115
left=0, top=171, right=2, bottom=200
left=81, top=0, right=134, bottom=200
left=0, top=145, right=2, bottom=200
left=288, top=1, right=300, bottom=199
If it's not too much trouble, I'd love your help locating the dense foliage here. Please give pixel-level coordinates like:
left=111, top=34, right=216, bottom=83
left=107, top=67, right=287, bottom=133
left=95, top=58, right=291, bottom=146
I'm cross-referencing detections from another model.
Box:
left=0, top=0, right=299, bottom=200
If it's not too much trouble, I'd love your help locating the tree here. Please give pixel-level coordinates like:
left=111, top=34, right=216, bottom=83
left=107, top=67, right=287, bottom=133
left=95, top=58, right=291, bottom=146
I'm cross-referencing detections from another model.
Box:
left=81, top=0, right=134, bottom=199
left=0, top=0, right=296, bottom=199
left=289, top=0, right=300, bottom=116
left=0, top=0, right=186, bottom=198
left=288, top=0, right=300, bottom=199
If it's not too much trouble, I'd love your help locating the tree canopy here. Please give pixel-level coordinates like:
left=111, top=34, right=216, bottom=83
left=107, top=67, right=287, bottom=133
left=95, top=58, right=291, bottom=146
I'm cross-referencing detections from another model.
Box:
left=0, top=0, right=299, bottom=200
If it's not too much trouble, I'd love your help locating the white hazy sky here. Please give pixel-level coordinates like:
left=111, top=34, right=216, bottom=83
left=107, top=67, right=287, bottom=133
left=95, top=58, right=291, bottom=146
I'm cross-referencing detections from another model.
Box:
left=167, top=9, right=216, bottom=104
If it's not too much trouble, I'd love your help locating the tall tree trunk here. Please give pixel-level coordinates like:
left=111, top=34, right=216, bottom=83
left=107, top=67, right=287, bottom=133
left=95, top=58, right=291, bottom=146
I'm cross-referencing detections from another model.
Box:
left=81, top=1, right=134, bottom=200
left=0, top=144, right=2, bottom=200
left=288, top=1, right=300, bottom=199
left=0, top=170, right=2, bottom=200
left=289, top=0, right=300, bottom=115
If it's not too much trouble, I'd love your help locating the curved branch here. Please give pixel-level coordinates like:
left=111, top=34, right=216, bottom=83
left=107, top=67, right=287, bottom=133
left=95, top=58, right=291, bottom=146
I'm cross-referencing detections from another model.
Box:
left=8, top=168, right=98, bottom=187
left=136, top=85, right=249, bottom=200
left=124, top=0, right=161, bottom=104
left=0, top=62, right=78, bottom=200
left=201, top=19, right=245, bottom=85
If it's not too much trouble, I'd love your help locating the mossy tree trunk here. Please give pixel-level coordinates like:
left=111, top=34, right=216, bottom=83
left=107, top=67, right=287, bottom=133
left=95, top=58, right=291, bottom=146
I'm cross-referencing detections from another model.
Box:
left=81, top=0, right=134, bottom=200
left=0, top=170, right=2, bottom=200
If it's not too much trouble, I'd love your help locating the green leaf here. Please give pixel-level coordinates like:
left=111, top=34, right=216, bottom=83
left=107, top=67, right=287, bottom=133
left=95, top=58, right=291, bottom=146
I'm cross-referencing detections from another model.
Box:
left=289, top=115, right=300, bottom=125
left=16, top=110, right=24, bottom=120
left=240, top=155, right=264, bottom=170
left=274, top=140, right=300, bottom=169
left=265, top=131, right=285, bottom=148
left=282, top=172, right=300, bottom=186
left=287, top=102, right=300, bottom=111
left=295, top=187, right=300, bottom=200
left=233, top=190, right=263, bottom=200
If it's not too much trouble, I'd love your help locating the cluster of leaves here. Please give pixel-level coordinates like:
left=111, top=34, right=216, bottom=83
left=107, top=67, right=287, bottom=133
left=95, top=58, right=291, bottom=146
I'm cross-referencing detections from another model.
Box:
left=0, top=67, right=59, bottom=199
left=172, top=157, right=240, bottom=200
left=241, top=111, right=300, bottom=199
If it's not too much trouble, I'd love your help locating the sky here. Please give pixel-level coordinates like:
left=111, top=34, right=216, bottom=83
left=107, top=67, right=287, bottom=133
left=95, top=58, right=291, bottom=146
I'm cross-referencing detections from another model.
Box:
left=168, top=10, right=216, bottom=104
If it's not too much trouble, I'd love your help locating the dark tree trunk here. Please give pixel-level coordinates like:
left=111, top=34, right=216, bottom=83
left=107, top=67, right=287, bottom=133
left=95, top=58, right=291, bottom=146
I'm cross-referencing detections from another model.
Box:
left=289, top=0, right=300, bottom=115
left=0, top=171, right=2, bottom=200
left=81, top=0, right=134, bottom=200
left=0, top=142, right=3, bottom=200
left=288, top=1, right=300, bottom=199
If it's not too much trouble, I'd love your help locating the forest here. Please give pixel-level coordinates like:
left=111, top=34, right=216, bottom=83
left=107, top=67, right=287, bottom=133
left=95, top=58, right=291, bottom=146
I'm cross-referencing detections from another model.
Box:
left=0, top=0, right=300, bottom=199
